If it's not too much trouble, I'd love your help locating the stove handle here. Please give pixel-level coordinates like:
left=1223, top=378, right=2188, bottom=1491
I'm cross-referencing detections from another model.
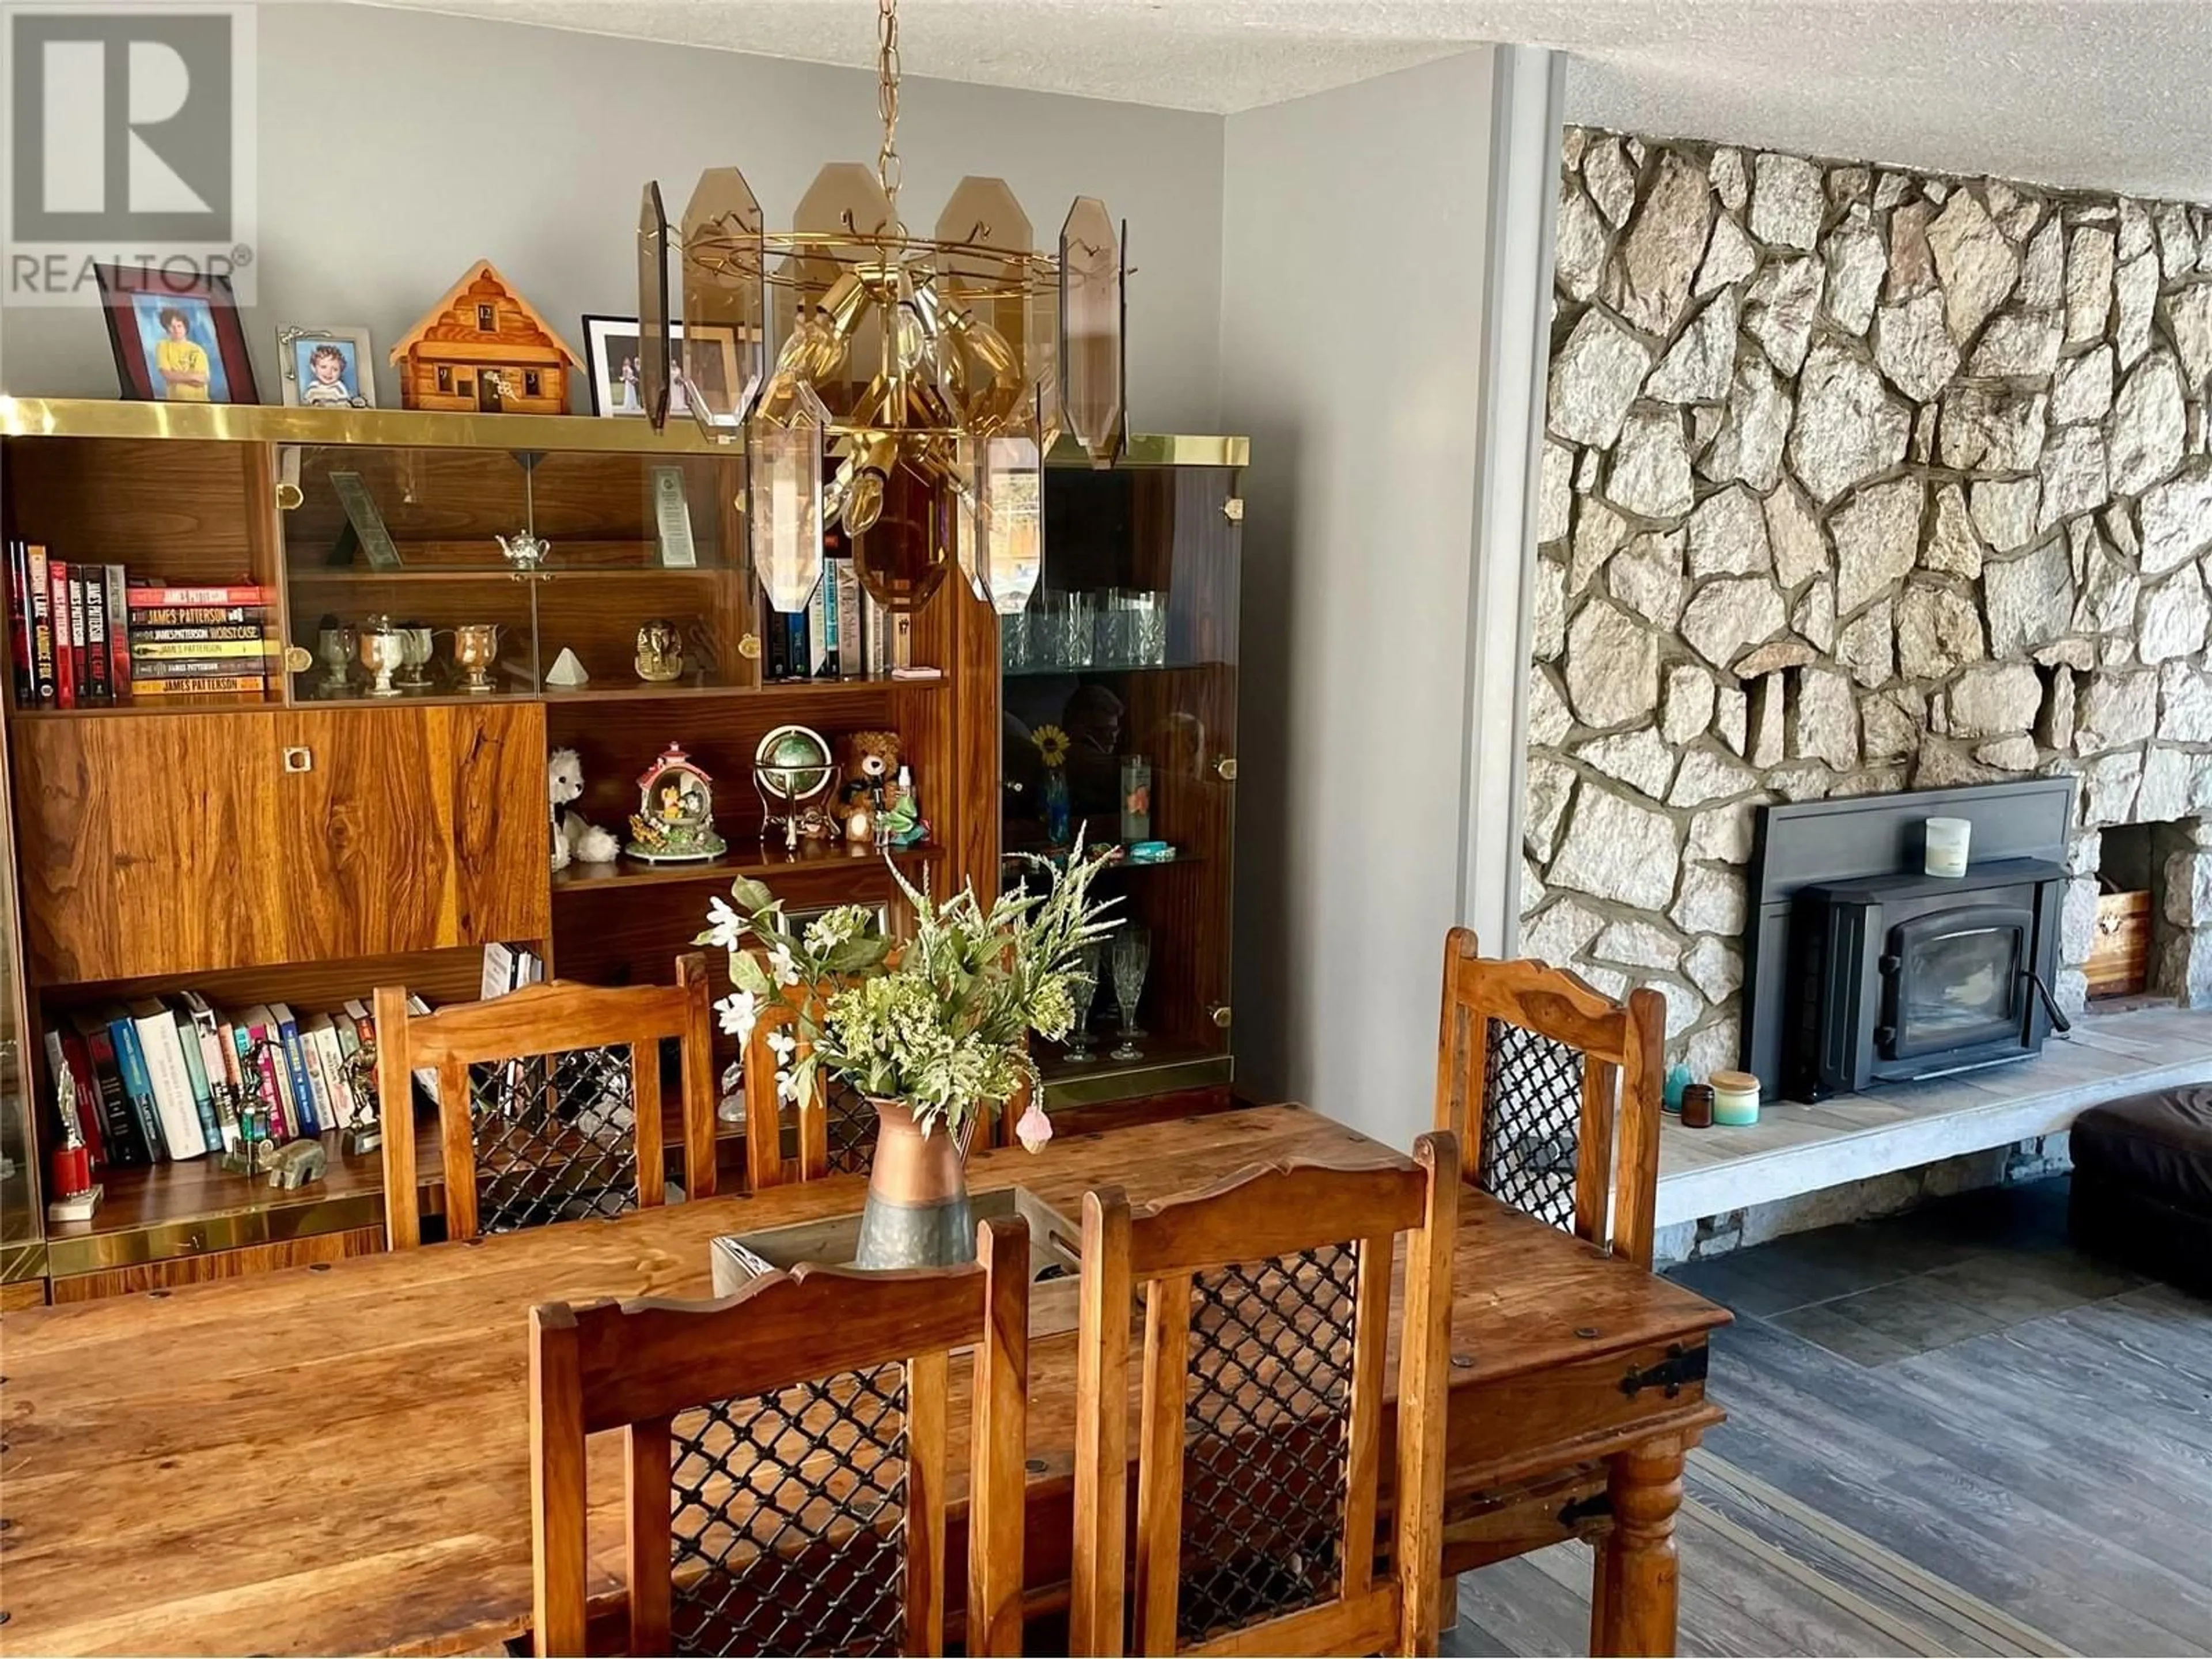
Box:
left=2018, top=967, right=2074, bottom=1036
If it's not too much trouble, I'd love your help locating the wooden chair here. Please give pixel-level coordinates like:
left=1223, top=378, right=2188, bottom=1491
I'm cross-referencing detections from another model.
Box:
left=529, top=1217, right=1032, bottom=1657
left=1432, top=926, right=1665, bottom=1268
left=377, top=953, right=718, bottom=1248
left=1070, top=1135, right=1461, bottom=1657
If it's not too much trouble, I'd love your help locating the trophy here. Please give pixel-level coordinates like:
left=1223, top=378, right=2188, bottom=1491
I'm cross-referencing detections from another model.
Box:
left=317, top=622, right=357, bottom=697
left=358, top=614, right=406, bottom=697
left=454, top=622, right=502, bottom=694
left=396, top=624, right=435, bottom=692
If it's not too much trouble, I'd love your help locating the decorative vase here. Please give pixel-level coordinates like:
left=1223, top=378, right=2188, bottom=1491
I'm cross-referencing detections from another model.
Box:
left=853, top=1097, right=974, bottom=1270
left=1043, top=769, right=1072, bottom=847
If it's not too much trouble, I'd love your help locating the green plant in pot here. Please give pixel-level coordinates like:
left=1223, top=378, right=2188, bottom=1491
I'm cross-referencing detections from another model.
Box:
left=700, top=836, right=1119, bottom=1268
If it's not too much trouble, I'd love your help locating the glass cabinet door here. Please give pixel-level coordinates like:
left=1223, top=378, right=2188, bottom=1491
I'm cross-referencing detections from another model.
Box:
left=281, top=445, right=749, bottom=700
left=0, top=719, right=41, bottom=1293
left=1003, top=460, right=1240, bottom=1098
left=281, top=444, right=533, bottom=699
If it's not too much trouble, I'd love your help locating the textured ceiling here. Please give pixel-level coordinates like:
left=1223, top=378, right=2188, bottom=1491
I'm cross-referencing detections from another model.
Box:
left=357, top=1, right=2212, bottom=202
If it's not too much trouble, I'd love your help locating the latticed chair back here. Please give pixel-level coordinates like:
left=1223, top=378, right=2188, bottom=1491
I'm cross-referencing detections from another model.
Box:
left=376, top=953, right=718, bottom=1248
left=529, top=1218, right=1032, bottom=1658
left=1070, top=1136, right=1460, bottom=1657
left=1431, top=925, right=1665, bottom=1268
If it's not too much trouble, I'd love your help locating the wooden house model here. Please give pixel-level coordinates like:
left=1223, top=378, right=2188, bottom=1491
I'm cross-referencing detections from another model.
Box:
left=388, top=259, right=580, bottom=414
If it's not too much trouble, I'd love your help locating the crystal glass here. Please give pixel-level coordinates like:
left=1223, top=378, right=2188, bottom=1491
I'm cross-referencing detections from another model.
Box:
left=749, top=384, right=828, bottom=613
left=1094, top=589, right=1133, bottom=668
left=1049, top=589, right=1096, bottom=668
left=957, top=431, right=1044, bottom=615
left=1110, top=924, right=1150, bottom=1060
left=1000, top=608, right=1033, bottom=673
left=1130, top=590, right=1169, bottom=665
left=1062, top=941, right=1102, bottom=1063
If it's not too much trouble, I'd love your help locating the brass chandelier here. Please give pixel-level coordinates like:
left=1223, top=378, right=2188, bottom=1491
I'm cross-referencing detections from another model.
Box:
left=637, top=0, right=1128, bottom=616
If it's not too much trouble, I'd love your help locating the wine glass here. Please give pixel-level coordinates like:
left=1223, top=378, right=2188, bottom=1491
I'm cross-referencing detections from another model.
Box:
left=1111, top=925, right=1150, bottom=1060
left=1063, top=941, right=1102, bottom=1063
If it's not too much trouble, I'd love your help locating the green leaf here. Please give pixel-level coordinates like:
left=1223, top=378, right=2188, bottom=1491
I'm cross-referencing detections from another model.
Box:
left=729, top=876, right=775, bottom=915
left=824, top=935, right=895, bottom=975
left=732, top=952, right=771, bottom=997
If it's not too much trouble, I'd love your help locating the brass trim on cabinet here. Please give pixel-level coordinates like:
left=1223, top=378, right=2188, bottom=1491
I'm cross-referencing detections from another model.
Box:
left=41, top=1182, right=442, bottom=1277
left=1040, top=1052, right=1233, bottom=1111
left=1, top=1239, right=48, bottom=1285
left=1, top=397, right=1250, bottom=468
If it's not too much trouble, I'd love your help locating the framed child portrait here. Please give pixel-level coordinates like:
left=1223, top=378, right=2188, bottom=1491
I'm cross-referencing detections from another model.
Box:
left=276, top=325, right=377, bottom=408
left=583, top=314, right=743, bottom=419
left=94, top=264, right=259, bottom=404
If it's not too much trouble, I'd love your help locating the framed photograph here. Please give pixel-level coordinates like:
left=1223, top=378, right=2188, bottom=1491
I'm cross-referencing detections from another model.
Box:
left=583, top=314, right=743, bottom=419
left=94, top=264, right=259, bottom=404
left=276, top=325, right=377, bottom=408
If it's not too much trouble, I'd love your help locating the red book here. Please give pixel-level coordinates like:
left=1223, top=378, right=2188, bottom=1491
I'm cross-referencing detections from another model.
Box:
left=127, top=583, right=272, bottom=608
left=47, top=559, right=74, bottom=709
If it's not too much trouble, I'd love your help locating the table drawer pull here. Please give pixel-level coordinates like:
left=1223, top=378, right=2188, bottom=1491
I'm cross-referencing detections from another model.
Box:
left=1618, top=1342, right=1707, bottom=1399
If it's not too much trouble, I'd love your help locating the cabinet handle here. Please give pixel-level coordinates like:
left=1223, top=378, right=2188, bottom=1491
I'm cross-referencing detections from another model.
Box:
left=282, top=746, right=314, bottom=774
left=1214, top=757, right=1238, bottom=782
left=1209, top=1005, right=1233, bottom=1029
left=1221, top=497, right=1245, bottom=524
left=738, top=632, right=762, bottom=660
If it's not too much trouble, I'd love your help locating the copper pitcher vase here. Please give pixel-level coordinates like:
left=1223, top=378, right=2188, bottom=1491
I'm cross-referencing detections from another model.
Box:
left=852, top=1098, right=975, bottom=1270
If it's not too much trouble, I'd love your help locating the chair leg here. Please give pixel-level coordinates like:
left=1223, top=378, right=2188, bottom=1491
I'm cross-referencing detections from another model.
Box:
left=1588, top=1434, right=1684, bottom=1657
left=1434, top=1571, right=1461, bottom=1641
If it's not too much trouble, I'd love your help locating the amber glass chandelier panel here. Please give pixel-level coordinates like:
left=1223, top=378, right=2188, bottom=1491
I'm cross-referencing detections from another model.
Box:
left=1059, top=197, right=1124, bottom=467
left=853, top=452, right=953, bottom=612
left=679, top=167, right=768, bottom=435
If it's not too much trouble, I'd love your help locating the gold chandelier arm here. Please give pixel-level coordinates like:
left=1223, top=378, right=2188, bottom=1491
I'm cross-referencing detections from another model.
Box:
left=877, top=0, right=904, bottom=230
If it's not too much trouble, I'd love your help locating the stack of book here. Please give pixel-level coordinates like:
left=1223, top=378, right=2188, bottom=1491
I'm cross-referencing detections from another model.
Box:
left=41, top=995, right=391, bottom=1168
left=760, top=554, right=915, bottom=681
left=125, top=580, right=278, bottom=699
left=3, top=540, right=275, bottom=706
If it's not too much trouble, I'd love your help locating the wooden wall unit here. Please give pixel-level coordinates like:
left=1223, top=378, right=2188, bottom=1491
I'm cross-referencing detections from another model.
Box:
left=0, top=399, right=1245, bottom=1300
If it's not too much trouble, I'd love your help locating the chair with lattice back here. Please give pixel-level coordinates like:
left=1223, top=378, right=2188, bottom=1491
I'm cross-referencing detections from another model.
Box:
left=376, top=953, right=719, bottom=1248
left=1070, top=1137, right=1460, bottom=1657
left=529, top=1216, right=1032, bottom=1658
left=1432, top=926, right=1665, bottom=1268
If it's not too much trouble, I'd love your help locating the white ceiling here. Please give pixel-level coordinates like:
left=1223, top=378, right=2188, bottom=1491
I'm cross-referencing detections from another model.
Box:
left=359, top=0, right=2212, bottom=203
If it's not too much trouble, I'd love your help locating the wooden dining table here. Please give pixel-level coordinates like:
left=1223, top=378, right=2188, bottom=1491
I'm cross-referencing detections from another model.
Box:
left=0, top=1104, right=1728, bottom=1657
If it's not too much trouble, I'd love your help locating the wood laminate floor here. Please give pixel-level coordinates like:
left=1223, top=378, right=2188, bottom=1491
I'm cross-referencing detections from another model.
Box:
left=1446, top=1178, right=2212, bottom=1657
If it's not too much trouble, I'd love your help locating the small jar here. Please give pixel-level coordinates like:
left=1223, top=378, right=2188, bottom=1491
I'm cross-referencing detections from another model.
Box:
left=1680, top=1084, right=1714, bottom=1128
left=1710, top=1069, right=1761, bottom=1127
left=1663, top=1063, right=1692, bottom=1115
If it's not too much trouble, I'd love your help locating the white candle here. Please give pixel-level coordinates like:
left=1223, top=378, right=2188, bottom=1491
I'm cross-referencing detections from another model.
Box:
left=1925, top=816, right=1971, bottom=877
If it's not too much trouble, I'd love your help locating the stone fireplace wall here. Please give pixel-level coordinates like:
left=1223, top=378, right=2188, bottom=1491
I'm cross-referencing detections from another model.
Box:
left=1526, top=127, right=2212, bottom=1072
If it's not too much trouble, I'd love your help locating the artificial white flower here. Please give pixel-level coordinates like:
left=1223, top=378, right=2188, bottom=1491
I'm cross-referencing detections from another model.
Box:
left=1015, top=1099, right=1054, bottom=1153
left=703, top=896, right=747, bottom=952
left=767, top=940, right=801, bottom=987
left=777, top=1067, right=803, bottom=1103
left=765, top=1027, right=798, bottom=1063
left=715, top=988, right=759, bottom=1043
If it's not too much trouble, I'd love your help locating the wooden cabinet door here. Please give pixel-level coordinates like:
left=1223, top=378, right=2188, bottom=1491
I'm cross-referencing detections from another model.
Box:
left=13, top=712, right=287, bottom=982
left=275, top=702, right=547, bottom=959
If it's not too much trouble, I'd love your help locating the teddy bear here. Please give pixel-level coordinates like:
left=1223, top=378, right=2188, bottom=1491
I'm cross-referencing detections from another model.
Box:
left=831, top=729, right=903, bottom=846
left=548, top=747, right=620, bottom=869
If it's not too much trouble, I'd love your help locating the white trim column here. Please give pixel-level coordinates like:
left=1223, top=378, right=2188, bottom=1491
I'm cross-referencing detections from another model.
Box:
left=1457, top=45, right=1565, bottom=956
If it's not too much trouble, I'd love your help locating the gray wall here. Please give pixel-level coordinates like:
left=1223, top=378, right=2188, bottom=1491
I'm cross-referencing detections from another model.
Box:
left=0, top=2, right=1226, bottom=431
left=1219, top=50, right=1497, bottom=1147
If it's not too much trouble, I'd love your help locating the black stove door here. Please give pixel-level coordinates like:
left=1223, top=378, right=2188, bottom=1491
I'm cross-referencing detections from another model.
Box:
left=1880, top=904, right=2033, bottom=1060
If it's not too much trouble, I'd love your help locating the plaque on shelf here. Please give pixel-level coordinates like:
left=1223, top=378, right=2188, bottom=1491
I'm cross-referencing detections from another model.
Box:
left=651, top=466, right=697, bottom=567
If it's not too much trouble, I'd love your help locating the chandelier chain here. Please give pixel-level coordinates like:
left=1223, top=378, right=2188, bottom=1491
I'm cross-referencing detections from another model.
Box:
left=876, top=0, right=904, bottom=226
